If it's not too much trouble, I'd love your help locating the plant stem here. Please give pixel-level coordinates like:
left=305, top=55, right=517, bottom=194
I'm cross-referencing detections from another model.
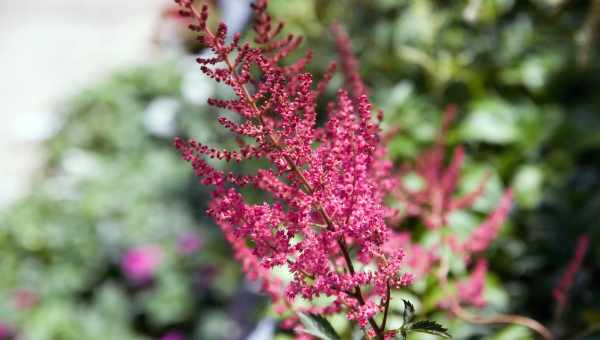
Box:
left=380, top=281, right=391, bottom=332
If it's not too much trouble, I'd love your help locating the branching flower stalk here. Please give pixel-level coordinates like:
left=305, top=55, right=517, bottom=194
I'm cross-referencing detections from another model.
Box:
left=173, top=0, right=410, bottom=338
left=553, top=234, right=590, bottom=317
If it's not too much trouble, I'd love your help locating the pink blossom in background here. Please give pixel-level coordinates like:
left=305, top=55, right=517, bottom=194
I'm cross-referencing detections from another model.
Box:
left=553, top=234, right=590, bottom=313
left=161, top=331, right=185, bottom=340
left=457, top=259, right=488, bottom=308
left=176, top=231, right=203, bottom=255
left=14, top=288, right=38, bottom=310
left=121, top=245, right=163, bottom=282
left=462, top=190, right=513, bottom=255
left=0, top=322, right=13, bottom=340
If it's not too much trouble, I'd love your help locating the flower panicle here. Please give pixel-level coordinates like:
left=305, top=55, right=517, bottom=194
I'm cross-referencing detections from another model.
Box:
left=457, top=259, right=488, bottom=308
left=173, top=0, right=410, bottom=336
left=331, top=24, right=368, bottom=100
left=390, top=105, right=512, bottom=256
left=462, top=189, right=513, bottom=255
left=553, top=233, right=590, bottom=313
left=390, top=105, right=494, bottom=230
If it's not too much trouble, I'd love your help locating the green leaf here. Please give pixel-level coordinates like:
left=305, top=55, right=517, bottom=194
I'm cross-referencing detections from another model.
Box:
left=408, top=320, right=452, bottom=338
left=511, top=165, right=544, bottom=208
left=298, top=313, right=341, bottom=340
left=402, top=299, right=415, bottom=324
left=460, top=98, right=518, bottom=144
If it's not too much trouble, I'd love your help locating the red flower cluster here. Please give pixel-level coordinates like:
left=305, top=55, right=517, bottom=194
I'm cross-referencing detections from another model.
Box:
left=173, top=0, right=409, bottom=337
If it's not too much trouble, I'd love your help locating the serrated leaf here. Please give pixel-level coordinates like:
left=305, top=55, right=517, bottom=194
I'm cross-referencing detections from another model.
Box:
left=298, top=313, right=341, bottom=340
left=408, top=320, right=452, bottom=338
left=402, top=299, right=415, bottom=324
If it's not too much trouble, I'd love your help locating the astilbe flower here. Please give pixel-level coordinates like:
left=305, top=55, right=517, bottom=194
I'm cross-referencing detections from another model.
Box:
left=173, top=0, right=410, bottom=338
left=387, top=106, right=513, bottom=310
left=390, top=106, right=493, bottom=230
left=460, top=190, right=512, bottom=255
left=553, top=234, right=590, bottom=314
left=457, top=259, right=488, bottom=308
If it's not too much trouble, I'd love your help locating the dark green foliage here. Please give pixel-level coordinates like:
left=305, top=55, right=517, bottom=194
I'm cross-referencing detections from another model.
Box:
left=402, top=299, right=415, bottom=325
left=397, top=300, right=451, bottom=339
left=406, top=320, right=451, bottom=339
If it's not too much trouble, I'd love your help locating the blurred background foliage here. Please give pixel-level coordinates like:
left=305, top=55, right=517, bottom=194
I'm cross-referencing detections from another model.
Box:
left=1, top=0, right=599, bottom=339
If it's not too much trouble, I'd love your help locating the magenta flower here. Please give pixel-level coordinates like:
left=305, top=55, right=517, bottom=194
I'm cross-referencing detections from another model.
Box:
left=14, top=288, right=38, bottom=310
left=173, top=0, right=410, bottom=336
left=462, top=190, right=513, bottom=255
left=161, top=331, right=185, bottom=340
left=121, top=245, right=163, bottom=282
left=177, top=231, right=203, bottom=255
left=457, top=259, right=488, bottom=308
left=0, top=322, right=14, bottom=340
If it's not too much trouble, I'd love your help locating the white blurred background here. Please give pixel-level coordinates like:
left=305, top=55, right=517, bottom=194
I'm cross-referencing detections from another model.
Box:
left=0, top=0, right=166, bottom=206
